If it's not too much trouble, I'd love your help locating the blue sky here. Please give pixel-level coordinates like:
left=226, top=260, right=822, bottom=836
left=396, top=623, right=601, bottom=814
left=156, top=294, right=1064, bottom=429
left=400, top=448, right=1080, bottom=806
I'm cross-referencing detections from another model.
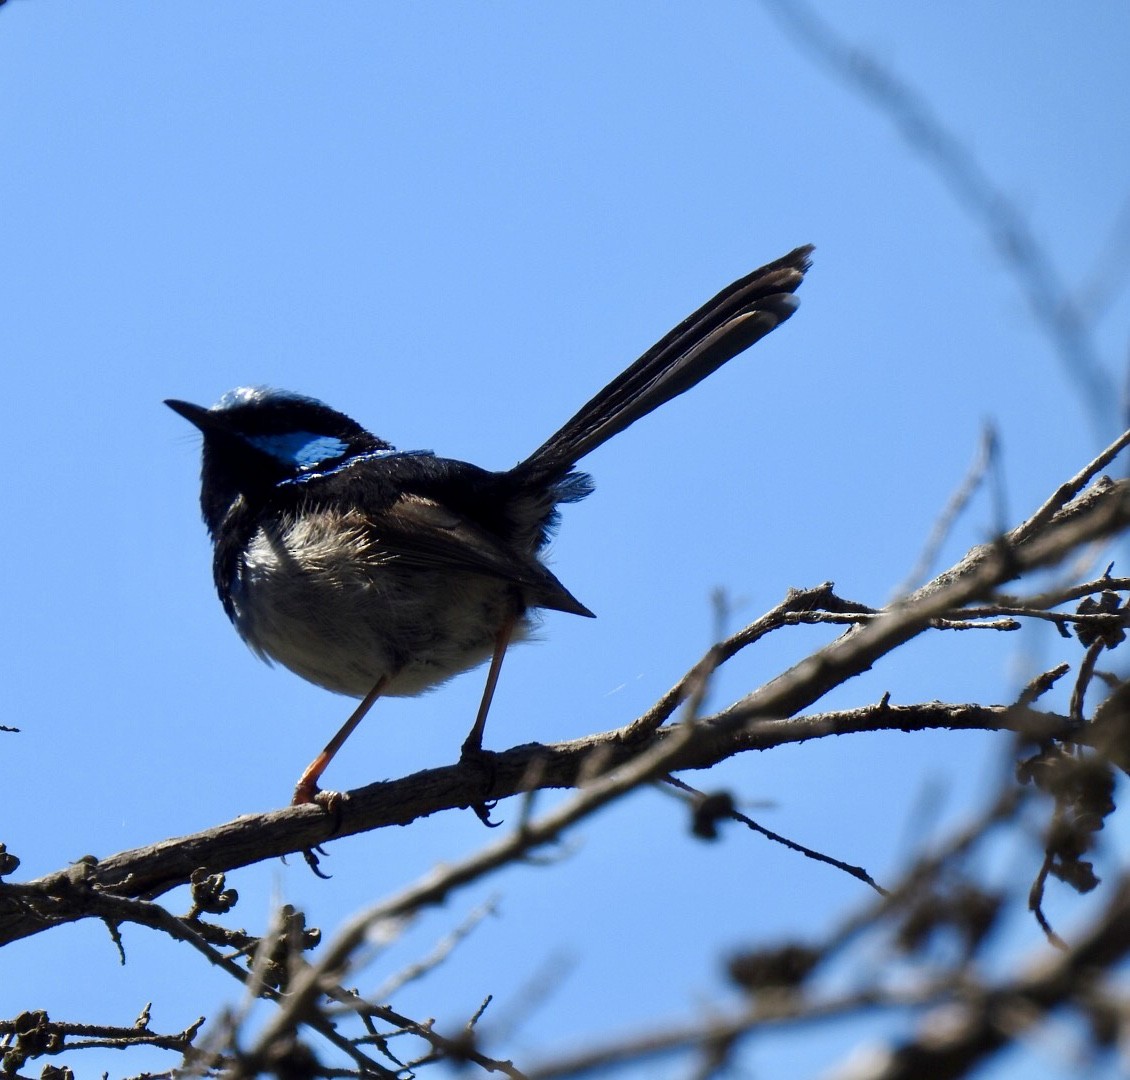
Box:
left=2, top=4, right=1129, bottom=1077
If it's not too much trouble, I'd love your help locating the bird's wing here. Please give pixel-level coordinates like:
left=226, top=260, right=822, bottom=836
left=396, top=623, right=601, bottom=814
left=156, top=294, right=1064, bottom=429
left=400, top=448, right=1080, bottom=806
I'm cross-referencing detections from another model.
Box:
left=271, top=450, right=595, bottom=618
left=361, top=492, right=594, bottom=618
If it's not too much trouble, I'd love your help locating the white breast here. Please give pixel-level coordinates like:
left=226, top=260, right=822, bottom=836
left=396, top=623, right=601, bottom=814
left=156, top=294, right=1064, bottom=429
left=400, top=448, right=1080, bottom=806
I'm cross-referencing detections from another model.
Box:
left=227, top=509, right=526, bottom=698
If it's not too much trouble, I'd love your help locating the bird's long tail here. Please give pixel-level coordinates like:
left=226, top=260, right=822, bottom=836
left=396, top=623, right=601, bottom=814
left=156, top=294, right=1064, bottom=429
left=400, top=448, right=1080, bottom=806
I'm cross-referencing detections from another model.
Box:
left=518, top=244, right=812, bottom=478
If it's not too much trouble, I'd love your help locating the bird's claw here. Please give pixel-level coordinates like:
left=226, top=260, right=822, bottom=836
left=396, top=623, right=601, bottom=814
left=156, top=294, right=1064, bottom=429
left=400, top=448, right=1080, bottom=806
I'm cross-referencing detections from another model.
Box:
left=460, top=746, right=503, bottom=827
left=472, top=799, right=502, bottom=827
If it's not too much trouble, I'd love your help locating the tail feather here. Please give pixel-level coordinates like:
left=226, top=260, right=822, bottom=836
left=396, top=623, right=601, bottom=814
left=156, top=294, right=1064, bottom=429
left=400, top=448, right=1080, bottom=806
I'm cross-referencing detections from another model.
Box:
left=520, top=245, right=812, bottom=475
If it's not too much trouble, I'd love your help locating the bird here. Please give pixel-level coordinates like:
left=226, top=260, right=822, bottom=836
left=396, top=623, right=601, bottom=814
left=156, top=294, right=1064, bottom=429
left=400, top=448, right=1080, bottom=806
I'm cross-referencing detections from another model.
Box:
left=167, top=244, right=812, bottom=809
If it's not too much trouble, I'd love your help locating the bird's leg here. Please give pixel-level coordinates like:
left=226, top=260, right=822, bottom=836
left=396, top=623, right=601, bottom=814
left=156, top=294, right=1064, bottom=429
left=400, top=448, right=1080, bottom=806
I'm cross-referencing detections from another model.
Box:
left=461, top=614, right=516, bottom=760
left=292, top=675, right=388, bottom=806
left=460, top=616, right=516, bottom=828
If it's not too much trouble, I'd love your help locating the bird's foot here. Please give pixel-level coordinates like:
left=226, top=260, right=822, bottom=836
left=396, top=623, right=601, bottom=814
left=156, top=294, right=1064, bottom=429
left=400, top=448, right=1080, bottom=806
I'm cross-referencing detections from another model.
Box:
left=291, top=781, right=350, bottom=871
left=291, top=778, right=348, bottom=812
left=459, top=743, right=503, bottom=828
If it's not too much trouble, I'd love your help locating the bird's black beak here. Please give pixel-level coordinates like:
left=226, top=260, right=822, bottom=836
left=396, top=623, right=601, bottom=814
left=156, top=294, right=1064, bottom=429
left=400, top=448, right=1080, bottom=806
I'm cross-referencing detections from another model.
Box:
left=165, top=399, right=217, bottom=432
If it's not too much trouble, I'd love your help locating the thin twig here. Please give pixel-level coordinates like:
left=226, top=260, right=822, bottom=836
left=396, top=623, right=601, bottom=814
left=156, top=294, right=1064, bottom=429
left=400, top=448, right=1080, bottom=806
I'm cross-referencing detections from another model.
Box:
left=759, top=0, right=1115, bottom=438
left=896, top=423, right=997, bottom=596
left=662, top=776, right=886, bottom=894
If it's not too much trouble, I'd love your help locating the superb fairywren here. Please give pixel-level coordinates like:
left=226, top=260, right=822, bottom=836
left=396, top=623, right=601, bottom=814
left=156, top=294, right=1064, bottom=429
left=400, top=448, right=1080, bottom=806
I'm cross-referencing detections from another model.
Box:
left=167, top=245, right=812, bottom=806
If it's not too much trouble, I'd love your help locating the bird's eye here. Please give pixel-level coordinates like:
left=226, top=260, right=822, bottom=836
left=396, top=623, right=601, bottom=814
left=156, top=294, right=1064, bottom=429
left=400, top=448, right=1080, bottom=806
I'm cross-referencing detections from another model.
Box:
left=245, top=431, right=350, bottom=468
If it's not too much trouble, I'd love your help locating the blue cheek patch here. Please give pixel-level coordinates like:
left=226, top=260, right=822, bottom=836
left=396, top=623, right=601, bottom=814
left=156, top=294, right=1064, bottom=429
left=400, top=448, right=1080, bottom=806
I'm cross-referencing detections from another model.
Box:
left=247, top=431, right=350, bottom=467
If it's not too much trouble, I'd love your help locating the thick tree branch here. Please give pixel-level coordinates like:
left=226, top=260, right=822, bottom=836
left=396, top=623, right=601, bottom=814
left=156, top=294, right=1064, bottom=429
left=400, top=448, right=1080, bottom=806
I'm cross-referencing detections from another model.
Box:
left=3, top=458, right=1128, bottom=952
left=0, top=697, right=1084, bottom=950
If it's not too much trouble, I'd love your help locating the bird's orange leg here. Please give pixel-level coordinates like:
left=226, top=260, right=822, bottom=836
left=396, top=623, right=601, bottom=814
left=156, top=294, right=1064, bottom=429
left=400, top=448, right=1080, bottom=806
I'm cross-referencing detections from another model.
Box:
left=292, top=675, right=388, bottom=805
left=461, top=615, right=516, bottom=759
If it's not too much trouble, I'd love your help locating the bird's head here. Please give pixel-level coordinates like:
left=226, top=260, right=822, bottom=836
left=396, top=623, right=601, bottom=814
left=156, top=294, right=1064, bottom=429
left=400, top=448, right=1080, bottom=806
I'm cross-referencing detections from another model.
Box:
left=166, top=387, right=389, bottom=535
